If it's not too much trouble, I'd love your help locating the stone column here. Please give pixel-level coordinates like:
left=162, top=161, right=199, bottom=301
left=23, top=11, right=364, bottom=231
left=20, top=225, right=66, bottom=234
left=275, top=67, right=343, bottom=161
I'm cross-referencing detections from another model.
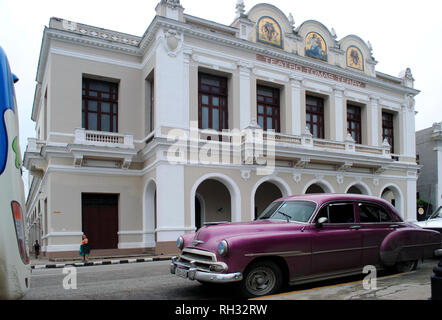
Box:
left=290, top=74, right=303, bottom=136
left=333, top=85, right=345, bottom=141
left=369, top=95, right=380, bottom=146
left=238, top=61, right=253, bottom=130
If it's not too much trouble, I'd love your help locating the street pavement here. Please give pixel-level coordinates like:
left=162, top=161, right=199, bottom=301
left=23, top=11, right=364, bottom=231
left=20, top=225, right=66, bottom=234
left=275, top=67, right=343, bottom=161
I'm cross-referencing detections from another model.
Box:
left=256, top=258, right=440, bottom=300
left=24, top=255, right=441, bottom=300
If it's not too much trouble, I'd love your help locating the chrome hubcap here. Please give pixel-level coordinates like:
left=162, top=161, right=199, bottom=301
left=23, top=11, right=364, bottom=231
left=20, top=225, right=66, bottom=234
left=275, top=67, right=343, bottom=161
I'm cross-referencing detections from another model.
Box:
left=246, top=267, right=276, bottom=296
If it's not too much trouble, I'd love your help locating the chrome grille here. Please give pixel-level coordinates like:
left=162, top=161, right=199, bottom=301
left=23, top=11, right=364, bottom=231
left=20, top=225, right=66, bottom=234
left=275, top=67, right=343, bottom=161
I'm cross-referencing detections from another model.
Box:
left=178, top=248, right=218, bottom=272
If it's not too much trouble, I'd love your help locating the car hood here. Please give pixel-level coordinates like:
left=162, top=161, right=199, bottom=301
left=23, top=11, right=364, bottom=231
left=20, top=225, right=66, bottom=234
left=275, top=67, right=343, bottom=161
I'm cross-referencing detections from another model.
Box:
left=188, top=220, right=305, bottom=249
left=415, top=218, right=442, bottom=228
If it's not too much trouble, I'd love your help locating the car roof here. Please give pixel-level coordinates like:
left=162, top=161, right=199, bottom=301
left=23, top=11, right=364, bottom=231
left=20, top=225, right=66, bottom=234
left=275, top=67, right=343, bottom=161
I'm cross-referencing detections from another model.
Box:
left=277, top=193, right=390, bottom=206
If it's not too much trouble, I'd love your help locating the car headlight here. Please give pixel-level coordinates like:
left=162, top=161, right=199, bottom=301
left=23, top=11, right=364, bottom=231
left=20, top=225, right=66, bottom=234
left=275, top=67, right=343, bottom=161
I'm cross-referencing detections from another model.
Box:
left=177, top=236, right=184, bottom=250
left=217, top=240, right=228, bottom=256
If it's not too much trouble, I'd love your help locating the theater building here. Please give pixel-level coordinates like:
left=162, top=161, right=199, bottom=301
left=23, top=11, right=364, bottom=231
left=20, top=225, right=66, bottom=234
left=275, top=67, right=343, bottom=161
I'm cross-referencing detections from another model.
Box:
left=24, top=0, right=420, bottom=259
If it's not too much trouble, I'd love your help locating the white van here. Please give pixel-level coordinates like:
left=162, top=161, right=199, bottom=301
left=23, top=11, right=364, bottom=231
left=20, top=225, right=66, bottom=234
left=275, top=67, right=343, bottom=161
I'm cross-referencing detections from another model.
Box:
left=0, top=45, right=31, bottom=299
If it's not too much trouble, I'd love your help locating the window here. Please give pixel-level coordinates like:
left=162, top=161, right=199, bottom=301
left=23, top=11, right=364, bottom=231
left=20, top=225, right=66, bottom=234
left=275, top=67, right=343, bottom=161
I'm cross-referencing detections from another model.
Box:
left=257, top=85, right=280, bottom=132
left=347, top=104, right=362, bottom=144
left=198, top=73, right=228, bottom=131
left=82, top=78, right=118, bottom=132
left=316, top=202, right=355, bottom=223
left=306, top=95, right=324, bottom=139
left=382, top=112, right=394, bottom=153
left=358, top=203, right=394, bottom=223
left=260, top=201, right=317, bottom=223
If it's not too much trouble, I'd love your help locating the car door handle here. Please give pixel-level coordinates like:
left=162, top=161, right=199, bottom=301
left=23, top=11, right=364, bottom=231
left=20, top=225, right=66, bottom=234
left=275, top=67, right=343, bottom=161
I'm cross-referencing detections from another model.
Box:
left=350, top=225, right=361, bottom=230
left=389, top=224, right=400, bottom=229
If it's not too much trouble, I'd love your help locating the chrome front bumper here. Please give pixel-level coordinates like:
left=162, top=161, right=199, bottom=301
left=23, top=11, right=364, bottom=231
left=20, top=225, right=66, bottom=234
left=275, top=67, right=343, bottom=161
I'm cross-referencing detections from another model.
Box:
left=170, top=256, right=243, bottom=283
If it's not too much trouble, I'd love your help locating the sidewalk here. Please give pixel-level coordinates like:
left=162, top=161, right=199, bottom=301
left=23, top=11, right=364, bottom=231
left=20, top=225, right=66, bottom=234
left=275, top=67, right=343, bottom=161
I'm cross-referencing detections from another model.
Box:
left=30, top=253, right=173, bottom=269
left=255, top=258, right=440, bottom=300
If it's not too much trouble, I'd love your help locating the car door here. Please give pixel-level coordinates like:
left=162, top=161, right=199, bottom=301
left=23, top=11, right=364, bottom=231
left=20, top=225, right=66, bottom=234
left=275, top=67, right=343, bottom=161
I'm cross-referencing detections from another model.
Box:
left=356, top=201, right=402, bottom=266
left=311, top=201, right=363, bottom=275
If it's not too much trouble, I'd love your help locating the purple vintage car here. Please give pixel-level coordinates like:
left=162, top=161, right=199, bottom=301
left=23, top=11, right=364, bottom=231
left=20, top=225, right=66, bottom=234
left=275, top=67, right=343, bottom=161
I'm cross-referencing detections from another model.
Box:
left=170, top=194, right=442, bottom=297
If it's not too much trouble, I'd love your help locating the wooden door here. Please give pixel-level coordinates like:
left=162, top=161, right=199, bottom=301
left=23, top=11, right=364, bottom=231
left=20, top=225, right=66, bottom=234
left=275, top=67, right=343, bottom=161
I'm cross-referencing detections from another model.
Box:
left=82, top=194, right=119, bottom=250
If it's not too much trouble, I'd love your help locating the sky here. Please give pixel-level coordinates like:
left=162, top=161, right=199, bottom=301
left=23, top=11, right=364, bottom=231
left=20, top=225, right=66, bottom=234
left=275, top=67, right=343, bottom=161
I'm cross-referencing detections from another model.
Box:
left=1, top=0, right=441, bottom=191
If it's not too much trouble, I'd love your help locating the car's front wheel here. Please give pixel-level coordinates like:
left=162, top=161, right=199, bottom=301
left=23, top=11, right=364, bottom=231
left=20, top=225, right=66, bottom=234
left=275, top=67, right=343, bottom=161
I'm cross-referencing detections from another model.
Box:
left=240, top=260, right=283, bottom=298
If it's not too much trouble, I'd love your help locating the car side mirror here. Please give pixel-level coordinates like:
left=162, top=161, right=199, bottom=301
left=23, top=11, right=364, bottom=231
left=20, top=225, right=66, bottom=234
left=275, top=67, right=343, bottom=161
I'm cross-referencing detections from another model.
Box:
left=316, top=217, right=328, bottom=229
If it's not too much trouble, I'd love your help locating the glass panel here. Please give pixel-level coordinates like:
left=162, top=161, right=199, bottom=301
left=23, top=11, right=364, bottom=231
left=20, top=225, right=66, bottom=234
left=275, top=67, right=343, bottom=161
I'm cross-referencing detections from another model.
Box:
left=89, top=81, right=113, bottom=92
left=113, top=104, right=118, bottom=114
left=88, top=101, right=98, bottom=112
left=202, top=106, right=209, bottom=129
left=313, top=125, right=318, bottom=137
left=113, top=116, right=117, bottom=132
left=223, top=110, right=227, bottom=129
left=258, top=87, right=273, bottom=97
left=258, top=105, right=264, bottom=114
left=201, top=77, right=220, bottom=87
left=266, top=107, right=272, bottom=116
left=212, top=108, right=219, bottom=131
left=102, top=93, right=110, bottom=99
left=270, top=201, right=317, bottom=223
left=306, top=114, right=311, bottom=122
left=328, top=203, right=355, bottom=223
left=258, top=116, right=264, bottom=129
left=101, top=102, right=110, bottom=113
left=101, top=114, right=110, bottom=132
left=89, top=91, right=98, bottom=97
left=213, top=97, right=219, bottom=107
left=267, top=117, right=273, bottom=130
left=88, top=113, right=97, bottom=131
left=202, top=95, right=209, bottom=105
left=82, top=111, right=86, bottom=129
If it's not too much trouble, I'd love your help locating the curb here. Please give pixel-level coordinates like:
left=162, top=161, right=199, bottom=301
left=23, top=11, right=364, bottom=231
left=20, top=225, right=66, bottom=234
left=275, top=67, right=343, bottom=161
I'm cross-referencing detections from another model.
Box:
left=31, top=256, right=172, bottom=270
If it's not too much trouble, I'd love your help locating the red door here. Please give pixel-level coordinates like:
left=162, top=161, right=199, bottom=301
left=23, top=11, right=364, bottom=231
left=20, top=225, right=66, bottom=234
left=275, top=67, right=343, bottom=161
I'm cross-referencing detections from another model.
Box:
left=82, top=194, right=119, bottom=250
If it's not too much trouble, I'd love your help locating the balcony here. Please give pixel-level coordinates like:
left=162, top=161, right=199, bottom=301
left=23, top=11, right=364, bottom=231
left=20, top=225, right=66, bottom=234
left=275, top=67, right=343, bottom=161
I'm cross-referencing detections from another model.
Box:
left=74, top=128, right=134, bottom=149
left=148, top=125, right=397, bottom=173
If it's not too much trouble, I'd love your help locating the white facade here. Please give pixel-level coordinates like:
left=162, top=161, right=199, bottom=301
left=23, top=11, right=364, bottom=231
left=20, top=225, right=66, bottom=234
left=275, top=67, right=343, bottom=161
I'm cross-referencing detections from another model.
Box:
left=24, top=1, right=420, bottom=259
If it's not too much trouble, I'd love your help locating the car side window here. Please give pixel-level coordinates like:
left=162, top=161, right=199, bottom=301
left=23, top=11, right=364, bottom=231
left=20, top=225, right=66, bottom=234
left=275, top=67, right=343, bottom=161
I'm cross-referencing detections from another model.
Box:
left=359, top=203, right=393, bottom=223
left=316, top=203, right=355, bottom=224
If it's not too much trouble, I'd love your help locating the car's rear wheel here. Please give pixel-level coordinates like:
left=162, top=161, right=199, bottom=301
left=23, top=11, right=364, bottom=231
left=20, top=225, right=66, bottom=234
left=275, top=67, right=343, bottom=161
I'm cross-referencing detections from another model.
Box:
left=394, top=260, right=419, bottom=273
left=240, top=260, right=283, bottom=298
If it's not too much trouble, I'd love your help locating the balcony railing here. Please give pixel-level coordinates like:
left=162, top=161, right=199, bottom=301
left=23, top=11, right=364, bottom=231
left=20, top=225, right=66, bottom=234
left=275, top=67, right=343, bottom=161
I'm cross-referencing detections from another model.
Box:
left=74, top=128, right=134, bottom=149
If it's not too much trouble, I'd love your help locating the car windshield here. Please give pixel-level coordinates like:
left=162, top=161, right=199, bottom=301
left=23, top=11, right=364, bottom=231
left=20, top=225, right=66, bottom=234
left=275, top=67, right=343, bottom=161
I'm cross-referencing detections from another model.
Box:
left=429, top=206, right=442, bottom=220
left=257, top=201, right=317, bottom=223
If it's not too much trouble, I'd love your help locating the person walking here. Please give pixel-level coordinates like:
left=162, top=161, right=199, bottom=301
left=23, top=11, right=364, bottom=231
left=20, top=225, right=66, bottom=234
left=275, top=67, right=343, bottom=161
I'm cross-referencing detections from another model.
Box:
left=80, top=234, right=90, bottom=263
left=33, top=240, right=40, bottom=259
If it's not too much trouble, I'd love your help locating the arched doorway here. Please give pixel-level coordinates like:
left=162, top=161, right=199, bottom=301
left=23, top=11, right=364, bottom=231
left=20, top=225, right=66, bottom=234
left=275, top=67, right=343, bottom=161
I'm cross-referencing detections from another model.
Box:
left=254, top=182, right=283, bottom=219
left=250, top=176, right=292, bottom=221
left=346, top=182, right=371, bottom=195
left=380, top=184, right=404, bottom=219
left=347, top=186, right=362, bottom=194
left=305, top=184, right=326, bottom=194
left=191, top=173, right=241, bottom=230
left=143, top=179, right=157, bottom=248
left=195, top=179, right=232, bottom=229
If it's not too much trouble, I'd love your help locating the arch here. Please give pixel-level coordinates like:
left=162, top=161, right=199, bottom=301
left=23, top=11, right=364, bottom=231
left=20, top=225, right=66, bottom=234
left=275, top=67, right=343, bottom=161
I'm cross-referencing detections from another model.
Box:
left=250, top=176, right=292, bottom=221
left=302, top=178, right=335, bottom=194
left=194, top=193, right=206, bottom=230
left=142, top=178, right=157, bottom=247
left=345, top=181, right=372, bottom=195
left=379, top=183, right=404, bottom=219
left=190, top=173, right=241, bottom=230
